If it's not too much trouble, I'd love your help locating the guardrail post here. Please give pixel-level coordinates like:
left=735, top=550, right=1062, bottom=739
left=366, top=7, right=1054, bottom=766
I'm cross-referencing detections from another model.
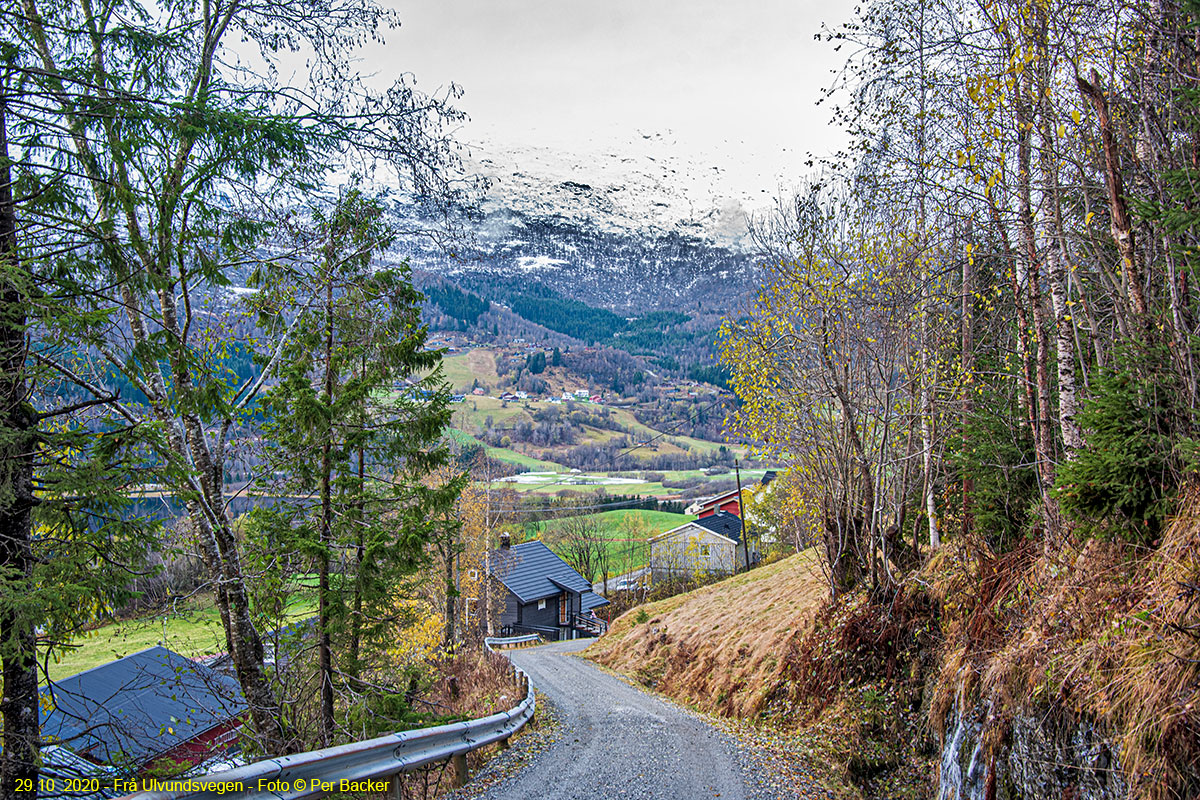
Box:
left=450, top=753, right=469, bottom=788
left=388, top=774, right=402, bottom=800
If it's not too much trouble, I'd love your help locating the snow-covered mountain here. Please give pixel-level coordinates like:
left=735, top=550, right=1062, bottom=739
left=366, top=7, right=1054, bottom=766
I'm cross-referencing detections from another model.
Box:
left=396, top=134, right=772, bottom=314
left=468, top=134, right=767, bottom=247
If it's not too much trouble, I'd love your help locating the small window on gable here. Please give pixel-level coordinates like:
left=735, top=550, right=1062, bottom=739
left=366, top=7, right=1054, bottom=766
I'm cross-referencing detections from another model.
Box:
left=468, top=569, right=479, bottom=580
left=537, top=599, right=546, bottom=610
left=700, top=544, right=711, bottom=556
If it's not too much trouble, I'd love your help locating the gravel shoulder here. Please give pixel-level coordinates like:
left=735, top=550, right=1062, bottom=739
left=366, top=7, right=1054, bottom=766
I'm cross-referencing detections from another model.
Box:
left=448, top=639, right=829, bottom=800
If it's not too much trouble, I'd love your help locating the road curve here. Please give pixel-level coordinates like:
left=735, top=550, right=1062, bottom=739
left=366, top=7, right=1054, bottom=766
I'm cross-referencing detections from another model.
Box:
left=461, top=639, right=750, bottom=800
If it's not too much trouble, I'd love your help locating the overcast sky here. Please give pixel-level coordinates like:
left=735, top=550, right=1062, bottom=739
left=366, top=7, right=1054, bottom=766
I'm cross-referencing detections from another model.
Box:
left=376, top=0, right=853, bottom=198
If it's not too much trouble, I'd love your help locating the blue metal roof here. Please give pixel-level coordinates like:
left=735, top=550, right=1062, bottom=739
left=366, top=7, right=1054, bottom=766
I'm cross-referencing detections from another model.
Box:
left=40, top=646, right=246, bottom=767
left=38, top=746, right=116, bottom=800
left=695, top=511, right=744, bottom=543
left=581, top=591, right=608, bottom=612
left=489, top=540, right=607, bottom=607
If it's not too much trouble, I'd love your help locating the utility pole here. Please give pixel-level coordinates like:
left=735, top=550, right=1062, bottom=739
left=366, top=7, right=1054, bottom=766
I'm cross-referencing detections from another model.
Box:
left=735, top=459, right=750, bottom=572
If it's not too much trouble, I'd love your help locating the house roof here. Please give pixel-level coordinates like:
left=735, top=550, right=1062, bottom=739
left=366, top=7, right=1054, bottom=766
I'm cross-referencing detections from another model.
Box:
left=694, top=511, right=744, bottom=544
left=581, top=591, right=608, bottom=612
left=652, top=511, right=744, bottom=545
left=685, top=488, right=741, bottom=516
left=489, top=540, right=608, bottom=607
left=40, top=646, right=246, bottom=767
left=687, top=473, right=776, bottom=514
left=38, top=745, right=116, bottom=800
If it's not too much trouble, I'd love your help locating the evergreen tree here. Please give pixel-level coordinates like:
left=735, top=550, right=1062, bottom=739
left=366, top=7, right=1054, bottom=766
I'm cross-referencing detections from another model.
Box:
left=527, top=350, right=547, bottom=374
left=4, top=0, right=465, bottom=756
left=254, top=186, right=458, bottom=744
left=0, top=57, right=162, bottom=794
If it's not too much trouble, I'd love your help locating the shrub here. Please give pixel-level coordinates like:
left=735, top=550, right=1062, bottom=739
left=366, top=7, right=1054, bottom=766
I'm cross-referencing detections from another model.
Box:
left=1055, top=346, right=1195, bottom=543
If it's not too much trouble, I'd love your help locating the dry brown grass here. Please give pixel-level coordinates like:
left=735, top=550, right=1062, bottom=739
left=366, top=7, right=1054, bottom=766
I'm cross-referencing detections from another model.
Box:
left=586, top=550, right=827, bottom=718
left=587, top=495, right=1200, bottom=799
left=386, top=649, right=525, bottom=800
left=930, top=491, right=1200, bottom=800
left=423, top=649, right=521, bottom=722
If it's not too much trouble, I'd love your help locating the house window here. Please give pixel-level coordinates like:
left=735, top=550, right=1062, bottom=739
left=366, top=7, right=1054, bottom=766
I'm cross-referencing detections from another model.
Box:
left=700, top=544, right=711, bottom=556
left=468, top=569, right=478, bottom=581
left=537, top=599, right=546, bottom=611
left=559, top=591, right=569, bottom=625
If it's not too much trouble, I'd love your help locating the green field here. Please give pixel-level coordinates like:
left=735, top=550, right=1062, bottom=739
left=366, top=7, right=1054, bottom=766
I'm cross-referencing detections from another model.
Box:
left=446, top=427, right=565, bottom=472
left=593, top=509, right=690, bottom=536
left=485, top=447, right=566, bottom=471
left=45, top=596, right=315, bottom=682
left=533, top=508, right=690, bottom=579
left=486, top=468, right=765, bottom=497
left=439, top=350, right=500, bottom=391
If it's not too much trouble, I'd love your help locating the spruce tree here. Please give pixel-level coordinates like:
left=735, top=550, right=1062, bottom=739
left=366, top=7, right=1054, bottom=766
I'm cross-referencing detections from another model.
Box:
left=254, top=186, right=458, bottom=745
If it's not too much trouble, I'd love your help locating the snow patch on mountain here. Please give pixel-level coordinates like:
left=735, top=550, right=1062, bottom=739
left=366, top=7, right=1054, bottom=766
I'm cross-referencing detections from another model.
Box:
left=515, top=255, right=569, bottom=271
left=467, top=133, right=772, bottom=249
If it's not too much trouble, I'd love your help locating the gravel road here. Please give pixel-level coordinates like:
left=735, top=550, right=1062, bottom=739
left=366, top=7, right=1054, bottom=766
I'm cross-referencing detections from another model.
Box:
left=450, top=639, right=776, bottom=800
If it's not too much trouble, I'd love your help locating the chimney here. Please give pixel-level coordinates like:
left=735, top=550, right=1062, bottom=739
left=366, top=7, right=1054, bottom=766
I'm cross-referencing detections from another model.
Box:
left=499, top=532, right=511, bottom=550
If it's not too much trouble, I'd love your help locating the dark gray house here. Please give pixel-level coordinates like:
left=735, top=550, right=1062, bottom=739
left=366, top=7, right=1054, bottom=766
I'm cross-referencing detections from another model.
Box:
left=489, top=538, right=609, bottom=640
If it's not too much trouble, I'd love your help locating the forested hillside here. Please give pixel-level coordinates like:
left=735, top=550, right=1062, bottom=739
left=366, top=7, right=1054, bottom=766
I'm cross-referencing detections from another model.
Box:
left=707, top=1, right=1200, bottom=797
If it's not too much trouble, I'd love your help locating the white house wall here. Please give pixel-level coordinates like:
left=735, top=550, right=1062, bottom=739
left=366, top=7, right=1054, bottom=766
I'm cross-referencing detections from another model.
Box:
left=649, top=524, right=736, bottom=579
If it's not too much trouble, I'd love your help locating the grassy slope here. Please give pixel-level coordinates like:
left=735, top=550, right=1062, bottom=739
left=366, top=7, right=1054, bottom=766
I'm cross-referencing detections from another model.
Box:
left=439, top=347, right=747, bottom=464
left=486, top=447, right=566, bottom=471
left=585, top=550, right=826, bottom=719
left=592, top=509, right=687, bottom=574
left=606, top=407, right=745, bottom=459
left=447, top=426, right=566, bottom=472
left=537, top=509, right=689, bottom=576
left=592, top=508, right=689, bottom=533
left=46, top=596, right=316, bottom=682
left=440, top=350, right=500, bottom=391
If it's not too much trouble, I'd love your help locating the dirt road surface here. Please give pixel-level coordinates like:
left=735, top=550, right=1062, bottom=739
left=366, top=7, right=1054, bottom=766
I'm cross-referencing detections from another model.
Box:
left=450, top=639, right=816, bottom=800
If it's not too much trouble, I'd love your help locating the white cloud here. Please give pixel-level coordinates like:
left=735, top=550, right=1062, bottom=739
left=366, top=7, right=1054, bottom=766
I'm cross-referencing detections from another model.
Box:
left=371, top=0, right=852, bottom=197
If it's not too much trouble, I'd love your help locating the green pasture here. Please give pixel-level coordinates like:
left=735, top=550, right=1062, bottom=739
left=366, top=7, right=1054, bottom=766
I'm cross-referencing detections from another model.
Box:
left=45, top=595, right=316, bottom=682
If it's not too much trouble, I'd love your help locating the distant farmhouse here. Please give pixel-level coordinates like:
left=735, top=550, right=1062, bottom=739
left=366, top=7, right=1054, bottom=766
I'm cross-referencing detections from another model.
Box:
left=488, top=536, right=609, bottom=640
left=652, top=472, right=776, bottom=582
left=685, top=487, right=743, bottom=518
left=40, top=646, right=245, bottom=776
left=649, top=511, right=757, bottom=580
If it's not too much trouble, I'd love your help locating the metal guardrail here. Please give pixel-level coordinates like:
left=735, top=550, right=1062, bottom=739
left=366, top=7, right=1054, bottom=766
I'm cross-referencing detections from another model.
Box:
left=121, top=635, right=540, bottom=800
left=484, top=633, right=540, bottom=649
left=499, top=623, right=560, bottom=640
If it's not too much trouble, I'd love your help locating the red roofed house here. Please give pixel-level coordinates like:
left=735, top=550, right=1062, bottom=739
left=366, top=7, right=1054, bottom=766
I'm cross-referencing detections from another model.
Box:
left=685, top=471, right=777, bottom=518
left=686, top=488, right=742, bottom=518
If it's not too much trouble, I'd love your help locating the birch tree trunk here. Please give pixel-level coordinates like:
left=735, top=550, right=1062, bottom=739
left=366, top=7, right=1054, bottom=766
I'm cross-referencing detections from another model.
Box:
left=1016, top=81, right=1062, bottom=541
left=1033, top=16, right=1084, bottom=453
